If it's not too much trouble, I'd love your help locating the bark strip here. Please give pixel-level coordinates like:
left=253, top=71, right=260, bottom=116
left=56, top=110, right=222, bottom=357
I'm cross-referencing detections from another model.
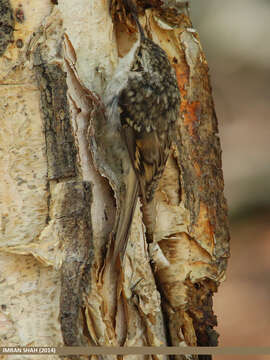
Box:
left=34, top=61, right=77, bottom=180
left=59, top=181, right=93, bottom=347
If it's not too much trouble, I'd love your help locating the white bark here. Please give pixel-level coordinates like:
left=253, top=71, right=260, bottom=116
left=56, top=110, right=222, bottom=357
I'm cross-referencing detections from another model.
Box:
left=0, top=1, right=229, bottom=359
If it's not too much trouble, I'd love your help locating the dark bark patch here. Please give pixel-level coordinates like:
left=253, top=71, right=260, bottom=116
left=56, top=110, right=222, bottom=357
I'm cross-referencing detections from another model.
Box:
left=0, top=0, right=14, bottom=56
left=34, top=61, right=77, bottom=180
left=59, top=181, right=93, bottom=348
left=16, top=38, right=23, bottom=48
left=185, top=278, right=219, bottom=350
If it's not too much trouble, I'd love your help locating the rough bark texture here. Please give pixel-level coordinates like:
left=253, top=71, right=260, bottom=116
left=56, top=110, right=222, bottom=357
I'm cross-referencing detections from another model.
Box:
left=0, top=1, right=229, bottom=359
left=0, top=0, right=14, bottom=56
left=34, top=63, right=77, bottom=180
left=108, top=2, right=230, bottom=355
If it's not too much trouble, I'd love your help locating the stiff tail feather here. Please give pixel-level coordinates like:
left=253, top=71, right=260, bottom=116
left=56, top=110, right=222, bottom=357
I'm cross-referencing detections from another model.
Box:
left=112, top=167, right=139, bottom=266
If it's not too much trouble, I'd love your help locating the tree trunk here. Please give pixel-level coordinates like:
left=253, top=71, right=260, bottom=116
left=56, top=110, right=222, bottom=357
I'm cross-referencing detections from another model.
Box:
left=0, top=0, right=230, bottom=359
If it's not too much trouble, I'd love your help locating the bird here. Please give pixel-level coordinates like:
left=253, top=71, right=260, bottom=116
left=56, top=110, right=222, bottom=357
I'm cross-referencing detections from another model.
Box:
left=106, top=0, right=181, bottom=263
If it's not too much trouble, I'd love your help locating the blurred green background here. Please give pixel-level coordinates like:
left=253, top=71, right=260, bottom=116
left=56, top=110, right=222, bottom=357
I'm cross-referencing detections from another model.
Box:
left=190, top=0, right=270, bottom=356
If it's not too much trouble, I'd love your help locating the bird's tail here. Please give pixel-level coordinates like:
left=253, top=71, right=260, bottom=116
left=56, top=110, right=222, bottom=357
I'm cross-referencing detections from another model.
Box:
left=112, top=167, right=139, bottom=265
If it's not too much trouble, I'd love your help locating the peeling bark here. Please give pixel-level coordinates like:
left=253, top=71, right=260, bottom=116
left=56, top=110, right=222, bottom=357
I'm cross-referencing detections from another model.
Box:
left=0, top=1, right=229, bottom=359
left=108, top=2, right=230, bottom=356
left=32, top=9, right=94, bottom=349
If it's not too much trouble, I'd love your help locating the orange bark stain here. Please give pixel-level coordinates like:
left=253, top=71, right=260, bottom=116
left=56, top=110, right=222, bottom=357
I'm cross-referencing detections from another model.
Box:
left=173, top=64, right=188, bottom=113
left=193, top=162, right=201, bottom=177
left=183, top=101, right=201, bottom=137
left=174, top=64, right=188, bottom=96
left=173, top=64, right=202, bottom=137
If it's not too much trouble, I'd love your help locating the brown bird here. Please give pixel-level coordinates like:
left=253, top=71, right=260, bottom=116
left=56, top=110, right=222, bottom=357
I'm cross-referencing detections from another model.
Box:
left=107, top=0, right=180, bottom=263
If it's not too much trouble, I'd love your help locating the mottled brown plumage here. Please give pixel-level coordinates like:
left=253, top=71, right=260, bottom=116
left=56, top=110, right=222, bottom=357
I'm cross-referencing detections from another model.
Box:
left=108, top=0, right=180, bottom=262
left=119, top=35, right=180, bottom=202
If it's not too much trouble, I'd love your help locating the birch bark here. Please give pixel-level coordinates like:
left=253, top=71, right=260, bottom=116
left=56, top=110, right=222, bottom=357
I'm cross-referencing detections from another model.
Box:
left=0, top=1, right=230, bottom=359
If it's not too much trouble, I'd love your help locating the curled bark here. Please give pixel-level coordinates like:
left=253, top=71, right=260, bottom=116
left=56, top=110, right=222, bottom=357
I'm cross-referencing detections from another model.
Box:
left=0, top=1, right=229, bottom=358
